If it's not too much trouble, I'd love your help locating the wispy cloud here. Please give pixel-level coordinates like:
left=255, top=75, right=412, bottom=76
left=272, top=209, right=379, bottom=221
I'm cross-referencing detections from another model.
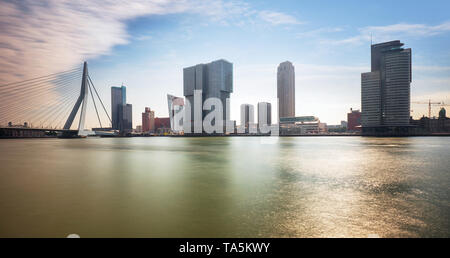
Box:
left=0, top=0, right=187, bottom=83
left=0, top=0, right=302, bottom=83
left=333, top=22, right=450, bottom=45
left=259, top=11, right=302, bottom=25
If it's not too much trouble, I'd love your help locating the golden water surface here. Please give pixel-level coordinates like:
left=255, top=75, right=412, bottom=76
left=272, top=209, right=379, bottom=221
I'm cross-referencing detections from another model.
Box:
left=0, top=137, right=449, bottom=237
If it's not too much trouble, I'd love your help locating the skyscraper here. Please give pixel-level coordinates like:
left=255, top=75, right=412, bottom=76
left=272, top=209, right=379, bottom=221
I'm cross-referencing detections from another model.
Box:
left=277, top=61, right=295, bottom=119
left=111, top=85, right=132, bottom=132
left=183, top=59, right=233, bottom=133
left=142, top=107, right=155, bottom=133
left=167, top=94, right=184, bottom=133
left=362, top=40, right=412, bottom=131
left=111, top=86, right=126, bottom=130
left=240, top=104, right=254, bottom=133
left=122, top=103, right=132, bottom=132
left=257, top=102, right=271, bottom=131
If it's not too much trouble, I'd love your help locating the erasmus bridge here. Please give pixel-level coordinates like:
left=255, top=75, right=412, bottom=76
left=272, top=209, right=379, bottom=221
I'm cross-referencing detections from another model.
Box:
left=0, top=62, right=112, bottom=138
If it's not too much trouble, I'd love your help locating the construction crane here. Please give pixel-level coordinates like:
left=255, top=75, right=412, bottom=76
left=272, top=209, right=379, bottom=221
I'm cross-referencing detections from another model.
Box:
left=412, top=99, right=445, bottom=118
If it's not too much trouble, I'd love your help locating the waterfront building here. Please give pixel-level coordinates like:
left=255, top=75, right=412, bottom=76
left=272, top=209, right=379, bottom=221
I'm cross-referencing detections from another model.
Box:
left=319, top=122, right=328, bottom=133
left=279, top=116, right=322, bottom=135
left=279, top=116, right=316, bottom=124
left=111, top=85, right=132, bottom=132
left=277, top=61, right=295, bottom=118
left=347, top=108, right=361, bottom=131
left=111, top=86, right=126, bottom=130
left=155, top=117, right=171, bottom=134
left=257, top=102, right=271, bottom=132
left=410, top=108, right=450, bottom=133
left=361, top=40, right=412, bottom=134
left=167, top=94, right=184, bottom=133
left=240, top=104, right=254, bottom=133
left=142, top=107, right=155, bottom=133
left=122, top=104, right=133, bottom=132
left=183, top=59, right=233, bottom=133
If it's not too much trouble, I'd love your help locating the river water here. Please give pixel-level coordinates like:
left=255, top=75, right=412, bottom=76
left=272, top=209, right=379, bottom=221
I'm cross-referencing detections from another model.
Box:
left=0, top=136, right=448, bottom=237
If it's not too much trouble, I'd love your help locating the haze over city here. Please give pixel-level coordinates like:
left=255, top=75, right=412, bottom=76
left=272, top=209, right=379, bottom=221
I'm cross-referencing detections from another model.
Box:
left=1, top=0, right=449, bottom=128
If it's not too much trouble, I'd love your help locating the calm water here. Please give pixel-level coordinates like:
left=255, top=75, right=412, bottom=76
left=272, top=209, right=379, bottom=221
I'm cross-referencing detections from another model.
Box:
left=0, top=136, right=449, bottom=237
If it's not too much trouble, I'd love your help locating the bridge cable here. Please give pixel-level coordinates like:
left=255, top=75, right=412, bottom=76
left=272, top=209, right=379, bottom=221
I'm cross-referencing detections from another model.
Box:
left=0, top=69, right=82, bottom=95
left=88, top=75, right=112, bottom=125
left=0, top=78, right=81, bottom=116
left=0, top=72, right=82, bottom=109
left=87, top=79, right=103, bottom=128
left=0, top=67, right=81, bottom=88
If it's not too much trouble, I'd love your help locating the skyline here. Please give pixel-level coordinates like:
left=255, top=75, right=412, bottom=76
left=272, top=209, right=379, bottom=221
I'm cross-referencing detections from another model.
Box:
left=1, top=0, right=449, bottom=127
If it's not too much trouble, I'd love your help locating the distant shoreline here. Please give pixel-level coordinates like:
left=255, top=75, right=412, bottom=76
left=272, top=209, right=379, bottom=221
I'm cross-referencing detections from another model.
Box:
left=2, top=133, right=450, bottom=139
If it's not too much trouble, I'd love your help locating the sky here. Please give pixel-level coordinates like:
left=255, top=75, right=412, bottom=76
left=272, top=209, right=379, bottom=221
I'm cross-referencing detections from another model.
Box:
left=1, top=0, right=450, bottom=128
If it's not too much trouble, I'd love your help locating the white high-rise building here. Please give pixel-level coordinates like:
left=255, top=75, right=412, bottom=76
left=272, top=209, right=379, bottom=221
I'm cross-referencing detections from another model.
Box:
left=257, top=102, right=271, bottom=130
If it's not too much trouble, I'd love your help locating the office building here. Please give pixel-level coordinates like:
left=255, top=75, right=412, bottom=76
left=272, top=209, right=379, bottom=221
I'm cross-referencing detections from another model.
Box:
left=361, top=40, right=412, bottom=133
left=183, top=59, right=233, bottom=133
left=240, top=104, right=254, bottom=133
left=155, top=117, right=171, bottom=134
left=122, top=104, right=132, bottom=132
left=257, top=102, right=271, bottom=131
left=111, top=85, right=132, bottom=132
left=142, top=107, right=155, bottom=133
left=111, top=86, right=126, bottom=130
left=167, top=94, right=184, bottom=133
left=277, top=61, right=295, bottom=118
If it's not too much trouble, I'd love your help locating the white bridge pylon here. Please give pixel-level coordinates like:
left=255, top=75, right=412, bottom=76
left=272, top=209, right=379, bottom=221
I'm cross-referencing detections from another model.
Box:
left=62, top=61, right=89, bottom=136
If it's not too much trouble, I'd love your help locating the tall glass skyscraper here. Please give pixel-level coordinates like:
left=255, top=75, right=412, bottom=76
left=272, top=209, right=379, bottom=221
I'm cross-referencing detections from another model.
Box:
left=111, top=85, right=132, bottom=132
left=362, top=40, right=412, bottom=129
left=122, top=103, right=132, bottom=132
left=277, top=61, right=295, bottom=119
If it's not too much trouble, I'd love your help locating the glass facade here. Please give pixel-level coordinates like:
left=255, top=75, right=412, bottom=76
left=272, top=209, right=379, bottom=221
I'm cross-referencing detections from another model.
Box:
left=362, top=40, right=412, bottom=128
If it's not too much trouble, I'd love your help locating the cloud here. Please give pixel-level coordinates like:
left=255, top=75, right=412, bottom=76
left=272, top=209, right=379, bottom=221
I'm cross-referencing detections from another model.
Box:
left=259, top=11, right=302, bottom=25
left=333, top=22, right=450, bottom=45
left=0, top=0, right=301, bottom=84
left=0, top=0, right=187, bottom=83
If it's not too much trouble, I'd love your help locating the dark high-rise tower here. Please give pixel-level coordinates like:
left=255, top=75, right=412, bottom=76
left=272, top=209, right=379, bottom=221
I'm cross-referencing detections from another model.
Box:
left=111, top=85, right=132, bottom=132
left=111, top=86, right=126, bottom=130
left=362, top=40, right=412, bottom=129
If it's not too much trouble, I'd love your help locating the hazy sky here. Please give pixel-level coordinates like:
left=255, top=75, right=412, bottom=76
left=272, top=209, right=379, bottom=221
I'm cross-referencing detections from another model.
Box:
left=1, top=0, right=450, bottom=128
